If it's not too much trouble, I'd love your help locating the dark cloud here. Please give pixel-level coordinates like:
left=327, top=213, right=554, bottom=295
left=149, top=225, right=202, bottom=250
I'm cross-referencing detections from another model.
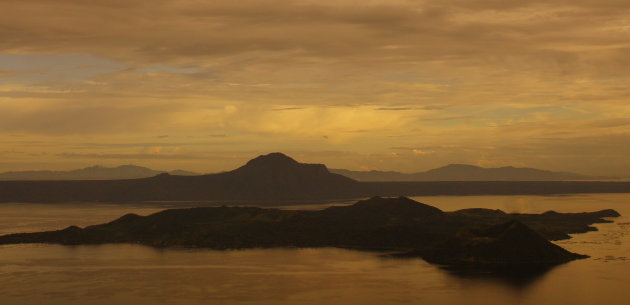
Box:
left=0, top=0, right=625, bottom=69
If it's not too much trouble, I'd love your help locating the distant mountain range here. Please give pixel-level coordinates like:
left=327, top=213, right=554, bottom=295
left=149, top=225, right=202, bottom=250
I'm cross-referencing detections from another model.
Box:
left=1, top=152, right=630, bottom=203
left=0, top=160, right=609, bottom=182
left=331, top=164, right=609, bottom=181
left=0, top=165, right=198, bottom=181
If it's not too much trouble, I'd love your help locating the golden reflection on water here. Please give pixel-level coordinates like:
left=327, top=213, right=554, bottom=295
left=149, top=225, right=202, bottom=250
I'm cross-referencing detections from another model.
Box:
left=0, top=194, right=629, bottom=305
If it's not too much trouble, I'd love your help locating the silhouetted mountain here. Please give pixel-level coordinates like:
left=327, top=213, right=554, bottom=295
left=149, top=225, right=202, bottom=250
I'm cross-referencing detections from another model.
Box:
left=331, top=164, right=603, bottom=181
left=228, top=152, right=346, bottom=184
left=0, top=165, right=198, bottom=180
left=170, top=152, right=362, bottom=200
left=0, top=153, right=365, bottom=202
left=0, top=197, right=616, bottom=267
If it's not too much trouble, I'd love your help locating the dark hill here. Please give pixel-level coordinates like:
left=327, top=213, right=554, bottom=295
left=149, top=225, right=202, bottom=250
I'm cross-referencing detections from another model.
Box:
left=423, top=220, right=587, bottom=265
left=173, top=152, right=362, bottom=200
left=214, top=152, right=358, bottom=197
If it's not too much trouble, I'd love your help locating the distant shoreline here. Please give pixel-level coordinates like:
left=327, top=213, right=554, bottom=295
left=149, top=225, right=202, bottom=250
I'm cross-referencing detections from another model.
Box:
left=4, top=180, right=630, bottom=204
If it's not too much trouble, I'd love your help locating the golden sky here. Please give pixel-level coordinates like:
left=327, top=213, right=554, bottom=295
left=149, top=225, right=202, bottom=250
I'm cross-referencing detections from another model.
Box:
left=1, top=0, right=630, bottom=175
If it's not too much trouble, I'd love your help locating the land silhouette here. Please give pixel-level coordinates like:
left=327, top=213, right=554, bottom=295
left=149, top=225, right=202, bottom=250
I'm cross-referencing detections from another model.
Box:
left=331, top=164, right=609, bottom=181
left=0, top=165, right=197, bottom=180
left=0, top=196, right=619, bottom=267
left=1, top=158, right=609, bottom=182
left=2, top=153, right=630, bottom=203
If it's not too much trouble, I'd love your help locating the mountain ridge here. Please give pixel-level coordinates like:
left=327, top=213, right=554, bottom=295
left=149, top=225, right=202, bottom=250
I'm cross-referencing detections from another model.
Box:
left=2, top=152, right=630, bottom=203
left=0, top=164, right=198, bottom=181
left=1, top=159, right=610, bottom=182
left=331, top=163, right=610, bottom=181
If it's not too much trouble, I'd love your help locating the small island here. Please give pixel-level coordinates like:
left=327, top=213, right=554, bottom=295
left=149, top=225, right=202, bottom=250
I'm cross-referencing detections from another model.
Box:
left=0, top=196, right=620, bottom=267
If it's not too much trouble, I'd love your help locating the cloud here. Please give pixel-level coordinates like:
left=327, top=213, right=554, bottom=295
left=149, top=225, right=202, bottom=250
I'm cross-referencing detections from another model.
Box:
left=0, top=98, right=182, bottom=134
left=270, top=107, right=305, bottom=111
left=226, top=105, right=420, bottom=141
left=0, top=69, right=20, bottom=78
left=375, top=107, right=414, bottom=111
left=1, top=0, right=630, bottom=174
left=0, top=0, right=626, bottom=74
left=57, top=152, right=204, bottom=160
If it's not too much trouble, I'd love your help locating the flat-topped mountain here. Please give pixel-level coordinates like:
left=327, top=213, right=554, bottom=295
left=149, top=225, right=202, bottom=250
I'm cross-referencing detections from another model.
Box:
left=237, top=152, right=314, bottom=173
left=332, top=164, right=603, bottom=181
left=220, top=152, right=355, bottom=187
left=0, top=197, right=617, bottom=267
left=0, top=153, right=365, bottom=202
left=0, top=165, right=198, bottom=180
left=151, top=152, right=362, bottom=201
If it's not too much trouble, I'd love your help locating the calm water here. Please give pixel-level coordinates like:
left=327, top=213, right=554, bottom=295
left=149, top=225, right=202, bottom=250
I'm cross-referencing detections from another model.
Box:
left=1, top=194, right=629, bottom=305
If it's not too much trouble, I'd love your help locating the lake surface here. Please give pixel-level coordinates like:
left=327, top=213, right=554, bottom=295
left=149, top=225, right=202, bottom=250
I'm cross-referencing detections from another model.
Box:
left=1, top=194, right=629, bottom=305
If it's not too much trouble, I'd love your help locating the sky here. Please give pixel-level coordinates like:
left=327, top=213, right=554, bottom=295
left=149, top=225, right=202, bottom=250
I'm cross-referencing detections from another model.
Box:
left=1, top=0, right=630, bottom=175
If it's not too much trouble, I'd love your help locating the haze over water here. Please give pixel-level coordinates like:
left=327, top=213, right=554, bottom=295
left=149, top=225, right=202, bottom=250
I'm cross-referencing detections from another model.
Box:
left=0, top=194, right=628, bottom=305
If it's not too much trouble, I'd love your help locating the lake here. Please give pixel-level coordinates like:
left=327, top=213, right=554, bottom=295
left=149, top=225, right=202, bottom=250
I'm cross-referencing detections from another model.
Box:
left=1, top=194, right=629, bottom=305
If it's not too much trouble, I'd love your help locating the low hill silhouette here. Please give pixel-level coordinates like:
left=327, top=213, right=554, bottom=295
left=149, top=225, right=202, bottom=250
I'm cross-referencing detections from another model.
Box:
left=332, top=164, right=605, bottom=181
left=0, top=165, right=197, bottom=180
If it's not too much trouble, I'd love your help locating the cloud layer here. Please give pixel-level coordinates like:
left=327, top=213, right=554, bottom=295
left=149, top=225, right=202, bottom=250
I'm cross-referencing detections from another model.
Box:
left=1, top=0, right=630, bottom=175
